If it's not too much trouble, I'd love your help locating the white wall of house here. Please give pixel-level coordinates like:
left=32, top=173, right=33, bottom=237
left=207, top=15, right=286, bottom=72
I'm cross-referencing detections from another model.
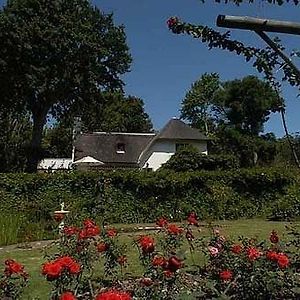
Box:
left=140, top=140, right=207, bottom=171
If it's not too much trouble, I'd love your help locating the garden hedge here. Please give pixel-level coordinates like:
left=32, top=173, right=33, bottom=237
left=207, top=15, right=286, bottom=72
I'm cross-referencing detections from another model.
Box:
left=0, top=167, right=299, bottom=227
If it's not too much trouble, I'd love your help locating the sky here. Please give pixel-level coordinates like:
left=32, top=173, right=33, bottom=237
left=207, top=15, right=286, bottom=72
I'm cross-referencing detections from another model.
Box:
left=95, top=0, right=300, bottom=136
left=1, top=0, right=299, bottom=136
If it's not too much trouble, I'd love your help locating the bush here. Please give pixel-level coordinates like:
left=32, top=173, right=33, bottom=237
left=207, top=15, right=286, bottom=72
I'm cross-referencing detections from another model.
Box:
left=0, top=166, right=298, bottom=245
left=162, top=146, right=239, bottom=171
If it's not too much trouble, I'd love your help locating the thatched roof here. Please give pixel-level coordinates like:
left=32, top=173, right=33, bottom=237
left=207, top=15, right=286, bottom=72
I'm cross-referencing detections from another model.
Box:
left=74, top=133, right=155, bottom=166
left=157, top=119, right=209, bottom=140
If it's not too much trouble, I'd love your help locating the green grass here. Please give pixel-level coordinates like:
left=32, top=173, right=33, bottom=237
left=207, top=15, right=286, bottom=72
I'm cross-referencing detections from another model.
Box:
left=0, top=219, right=298, bottom=299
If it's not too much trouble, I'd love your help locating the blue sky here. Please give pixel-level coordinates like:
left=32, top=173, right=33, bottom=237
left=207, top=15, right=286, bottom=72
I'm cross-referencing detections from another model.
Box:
left=96, top=0, right=300, bottom=136
left=1, top=0, right=299, bottom=136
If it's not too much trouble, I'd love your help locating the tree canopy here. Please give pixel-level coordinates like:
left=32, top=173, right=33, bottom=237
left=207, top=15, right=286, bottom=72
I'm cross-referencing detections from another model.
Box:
left=181, top=75, right=282, bottom=136
left=0, top=0, right=131, bottom=172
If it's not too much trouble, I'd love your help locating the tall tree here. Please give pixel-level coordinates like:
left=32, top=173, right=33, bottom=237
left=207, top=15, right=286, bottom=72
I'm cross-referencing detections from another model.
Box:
left=0, top=0, right=131, bottom=172
left=215, top=76, right=282, bottom=135
left=181, top=75, right=282, bottom=136
left=180, top=73, right=220, bottom=135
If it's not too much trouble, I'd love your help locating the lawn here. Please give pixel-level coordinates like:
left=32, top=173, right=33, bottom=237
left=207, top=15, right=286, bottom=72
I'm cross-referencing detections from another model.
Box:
left=0, top=219, right=297, bottom=299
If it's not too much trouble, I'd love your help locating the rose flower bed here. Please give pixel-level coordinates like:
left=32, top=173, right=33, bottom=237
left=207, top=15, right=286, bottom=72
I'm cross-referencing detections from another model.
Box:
left=1, top=213, right=300, bottom=299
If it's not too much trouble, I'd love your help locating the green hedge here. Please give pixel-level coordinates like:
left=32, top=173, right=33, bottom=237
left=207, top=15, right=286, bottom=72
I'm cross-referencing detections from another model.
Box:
left=0, top=167, right=299, bottom=226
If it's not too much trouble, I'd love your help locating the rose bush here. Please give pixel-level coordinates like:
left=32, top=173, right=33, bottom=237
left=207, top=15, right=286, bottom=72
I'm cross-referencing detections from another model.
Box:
left=3, top=212, right=300, bottom=299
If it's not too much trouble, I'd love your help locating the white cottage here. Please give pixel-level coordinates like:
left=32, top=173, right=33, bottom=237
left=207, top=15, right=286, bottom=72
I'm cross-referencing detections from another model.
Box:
left=73, top=119, right=209, bottom=171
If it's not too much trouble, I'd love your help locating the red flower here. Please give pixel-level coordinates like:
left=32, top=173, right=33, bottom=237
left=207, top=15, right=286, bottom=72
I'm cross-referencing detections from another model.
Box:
left=152, top=256, right=166, bottom=267
left=4, top=259, right=26, bottom=277
left=117, top=256, right=127, bottom=266
left=42, top=261, right=63, bottom=279
left=231, top=244, right=242, bottom=254
left=60, top=291, right=77, bottom=300
left=247, top=247, right=261, bottom=261
left=83, top=219, right=96, bottom=228
left=138, top=235, right=155, bottom=254
left=167, top=17, right=178, bottom=28
left=69, top=262, right=81, bottom=274
left=156, top=217, right=168, bottom=228
left=219, top=270, right=233, bottom=281
left=167, top=224, right=183, bottom=235
left=187, top=212, right=199, bottom=226
left=97, top=242, right=109, bottom=253
left=270, top=230, right=279, bottom=244
left=95, top=289, right=131, bottom=300
left=63, top=226, right=79, bottom=237
left=277, top=253, right=289, bottom=268
left=107, top=228, right=117, bottom=238
left=167, top=256, right=183, bottom=272
left=266, top=251, right=279, bottom=261
left=78, top=219, right=100, bottom=239
left=163, top=269, right=174, bottom=278
left=42, top=256, right=81, bottom=279
left=140, top=277, right=153, bottom=286
left=56, top=256, right=74, bottom=268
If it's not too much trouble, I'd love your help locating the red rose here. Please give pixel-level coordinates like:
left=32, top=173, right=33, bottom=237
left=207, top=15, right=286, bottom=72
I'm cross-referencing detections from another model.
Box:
left=231, top=244, right=242, bottom=254
left=140, top=277, right=153, bottom=286
left=97, top=242, right=109, bottom=253
left=167, top=17, right=178, bottom=28
left=83, top=219, right=96, bottom=228
left=219, top=269, right=233, bottom=281
left=152, top=256, right=166, bottom=267
left=63, top=226, right=79, bottom=236
left=95, top=289, right=132, bottom=300
left=117, top=256, right=127, bottom=266
left=163, top=269, right=174, bottom=277
left=42, top=261, right=63, bottom=279
left=266, top=251, right=279, bottom=261
left=247, top=247, right=261, bottom=261
left=277, top=253, right=289, bottom=268
left=56, top=256, right=74, bottom=268
left=106, top=228, right=117, bottom=237
left=4, top=259, right=24, bottom=275
left=69, top=262, right=81, bottom=274
left=270, top=230, right=279, bottom=244
left=187, top=212, right=199, bottom=226
left=167, top=224, right=183, bottom=235
left=60, top=291, right=76, bottom=300
left=168, top=256, right=183, bottom=272
left=78, top=219, right=100, bottom=238
left=138, top=235, right=155, bottom=254
left=156, top=217, right=168, bottom=228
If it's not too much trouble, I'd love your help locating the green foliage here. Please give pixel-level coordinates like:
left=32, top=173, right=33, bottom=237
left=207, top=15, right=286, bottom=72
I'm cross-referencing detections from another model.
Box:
left=162, top=146, right=239, bottom=171
left=79, top=92, right=153, bottom=133
left=212, top=128, right=278, bottom=167
left=180, top=73, right=220, bottom=134
left=0, top=167, right=298, bottom=245
left=215, top=76, right=282, bottom=135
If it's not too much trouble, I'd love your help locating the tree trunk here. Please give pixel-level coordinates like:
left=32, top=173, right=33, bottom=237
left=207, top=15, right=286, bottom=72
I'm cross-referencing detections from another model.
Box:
left=25, top=111, right=47, bottom=173
left=280, top=108, right=300, bottom=168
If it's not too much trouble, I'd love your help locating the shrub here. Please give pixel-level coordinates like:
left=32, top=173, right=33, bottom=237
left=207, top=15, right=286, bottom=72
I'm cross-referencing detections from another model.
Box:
left=162, top=146, right=239, bottom=171
left=0, top=167, right=298, bottom=245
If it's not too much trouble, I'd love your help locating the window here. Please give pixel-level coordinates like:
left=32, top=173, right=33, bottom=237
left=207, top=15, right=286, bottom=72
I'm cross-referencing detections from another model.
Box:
left=116, top=143, right=125, bottom=153
left=175, top=143, right=189, bottom=152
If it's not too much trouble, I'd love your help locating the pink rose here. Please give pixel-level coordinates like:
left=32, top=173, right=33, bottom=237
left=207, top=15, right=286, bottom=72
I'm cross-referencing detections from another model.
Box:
left=208, top=246, right=219, bottom=257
